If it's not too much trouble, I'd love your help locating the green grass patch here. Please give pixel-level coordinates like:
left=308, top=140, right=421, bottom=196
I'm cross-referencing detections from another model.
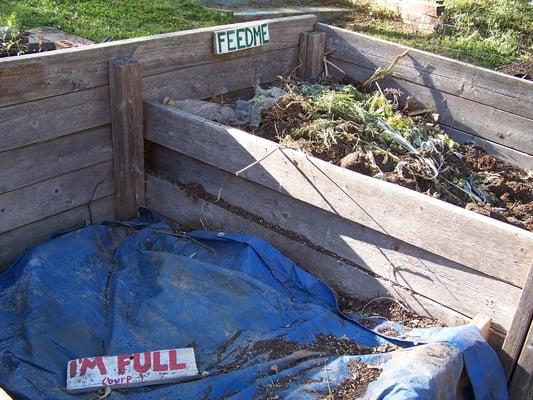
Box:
left=0, top=0, right=233, bottom=42
left=337, top=0, right=533, bottom=69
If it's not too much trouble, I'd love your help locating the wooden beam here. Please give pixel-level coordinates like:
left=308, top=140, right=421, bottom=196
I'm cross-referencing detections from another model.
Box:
left=508, top=322, right=533, bottom=399
left=143, top=101, right=533, bottom=287
left=470, top=314, right=492, bottom=341
left=109, top=58, right=145, bottom=220
left=0, top=161, right=113, bottom=234
left=297, top=31, right=325, bottom=82
left=143, top=47, right=299, bottom=102
left=0, top=86, right=110, bottom=153
left=0, top=126, right=112, bottom=194
left=502, top=266, right=533, bottom=379
left=0, top=196, right=114, bottom=268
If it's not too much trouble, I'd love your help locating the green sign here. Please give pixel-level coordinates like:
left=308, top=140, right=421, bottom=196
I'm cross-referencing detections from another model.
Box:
left=214, top=23, right=270, bottom=54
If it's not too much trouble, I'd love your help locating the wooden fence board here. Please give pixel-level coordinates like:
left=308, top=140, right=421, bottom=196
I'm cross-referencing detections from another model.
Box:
left=508, top=322, right=533, bottom=399
left=502, top=267, right=533, bottom=377
left=327, top=57, right=533, bottom=155
left=317, top=23, right=533, bottom=122
left=0, top=15, right=316, bottom=108
left=0, top=86, right=110, bottom=153
left=143, top=47, right=299, bottom=101
left=145, top=174, right=470, bottom=328
left=0, top=161, right=113, bottom=234
left=109, top=58, right=145, bottom=219
left=0, top=196, right=114, bottom=268
left=0, top=126, right=112, bottom=194
left=144, top=102, right=533, bottom=287
left=147, top=143, right=520, bottom=332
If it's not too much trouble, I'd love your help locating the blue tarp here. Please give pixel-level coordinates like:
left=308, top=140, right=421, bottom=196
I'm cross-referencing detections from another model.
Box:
left=0, top=210, right=508, bottom=399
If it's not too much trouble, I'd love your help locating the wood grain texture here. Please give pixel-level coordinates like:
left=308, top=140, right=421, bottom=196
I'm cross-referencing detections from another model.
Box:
left=0, top=126, right=112, bottom=194
left=145, top=173, right=470, bottom=328
left=327, top=57, right=533, bottom=154
left=109, top=58, right=145, bottom=219
left=0, top=15, right=316, bottom=107
left=144, top=102, right=533, bottom=287
left=147, top=143, right=521, bottom=332
left=297, top=32, right=325, bottom=82
left=502, top=266, right=533, bottom=378
left=508, top=322, right=533, bottom=399
left=0, top=196, right=114, bottom=268
left=142, top=47, right=299, bottom=102
left=318, top=23, right=533, bottom=122
left=0, top=86, right=110, bottom=153
left=0, top=161, right=113, bottom=234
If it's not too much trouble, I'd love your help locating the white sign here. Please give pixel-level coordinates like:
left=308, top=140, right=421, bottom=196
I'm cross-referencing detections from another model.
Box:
left=214, top=23, right=270, bottom=54
left=66, top=348, right=198, bottom=393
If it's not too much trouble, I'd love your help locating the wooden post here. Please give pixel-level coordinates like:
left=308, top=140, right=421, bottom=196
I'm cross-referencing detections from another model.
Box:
left=297, top=31, right=326, bottom=82
left=509, top=322, right=533, bottom=399
left=502, top=265, right=533, bottom=381
left=109, top=58, right=145, bottom=220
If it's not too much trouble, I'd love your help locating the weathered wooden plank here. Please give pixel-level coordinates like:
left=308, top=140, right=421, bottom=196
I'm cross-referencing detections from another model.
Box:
left=297, top=32, right=325, bottom=82
left=508, top=322, right=533, bottom=399
left=142, top=47, right=299, bottom=101
left=145, top=174, right=470, bottom=328
left=0, top=196, right=114, bottom=268
left=109, top=58, right=145, bottom=219
left=318, top=23, right=533, bottom=122
left=0, top=86, right=110, bottom=152
left=0, top=161, right=113, bottom=234
left=0, top=126, right=112, bottom=194
left=297, top=32, right=308, bottom=81
left=144, top=102, right=533, bottom=287
left=502, top=266, right=533, bottom=378
left=327, top=57, right=533, bottom=154
left=0, top=15, right=316, bottom=107
left=147, top=143, right=520, bottom=332
left=447, top=127, right=533, bottom=172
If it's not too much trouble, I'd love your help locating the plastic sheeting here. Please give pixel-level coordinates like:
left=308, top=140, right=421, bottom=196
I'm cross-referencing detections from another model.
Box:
left=0, top=210, right=508, bottom=399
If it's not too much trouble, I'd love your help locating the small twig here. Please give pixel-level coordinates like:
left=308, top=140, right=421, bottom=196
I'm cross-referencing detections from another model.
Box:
left=324, top=57, right=346, bottom=75
left=235, top=145, right=285, bottom=176
left=362, top=49, right=409, bottom=90
left=87, top=178, right=106, bottom=225
left=149, top=229, right=217, bottom=254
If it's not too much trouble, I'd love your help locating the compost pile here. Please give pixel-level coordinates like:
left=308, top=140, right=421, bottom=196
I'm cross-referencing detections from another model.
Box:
left=243, top=82, right=533, bottom=231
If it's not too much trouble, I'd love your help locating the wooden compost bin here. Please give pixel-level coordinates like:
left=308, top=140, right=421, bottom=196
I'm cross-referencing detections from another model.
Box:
left=0, top=15, right=532, bottom=398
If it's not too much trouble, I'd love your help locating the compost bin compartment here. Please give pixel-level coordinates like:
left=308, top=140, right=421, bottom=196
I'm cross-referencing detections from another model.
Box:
left=0, top=210, right=508, bottom=399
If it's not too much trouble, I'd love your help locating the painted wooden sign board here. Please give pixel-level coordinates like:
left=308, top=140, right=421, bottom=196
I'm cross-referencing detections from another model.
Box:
left=214, top=22, right=270, bottom=54
left=66, top=348, right=198, bottom=393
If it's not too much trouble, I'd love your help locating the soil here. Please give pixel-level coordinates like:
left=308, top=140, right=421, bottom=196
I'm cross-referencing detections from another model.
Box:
left=326, top=361, right=382, bottom=399
left=210, top=333, right=397, bottom=375
left=340, top=297, right=443, bottom=329
left=497, top=60, right=533, bottom=81
left=245, top=86, right=533, bottom=232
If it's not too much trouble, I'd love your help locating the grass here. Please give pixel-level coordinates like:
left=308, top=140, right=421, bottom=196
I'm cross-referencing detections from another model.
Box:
left=335, top=0, right=533, bottom=69
left=0, top=0, right=233, bottom=43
